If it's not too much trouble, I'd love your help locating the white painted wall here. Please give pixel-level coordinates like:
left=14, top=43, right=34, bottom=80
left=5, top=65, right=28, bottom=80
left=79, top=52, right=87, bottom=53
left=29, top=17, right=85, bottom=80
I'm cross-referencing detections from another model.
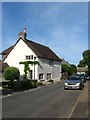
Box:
left=4, top=39, right=37, bottom=77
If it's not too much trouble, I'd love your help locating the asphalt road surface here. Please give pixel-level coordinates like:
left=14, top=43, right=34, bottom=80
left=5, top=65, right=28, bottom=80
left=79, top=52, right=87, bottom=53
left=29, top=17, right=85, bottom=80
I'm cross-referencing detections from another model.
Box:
left=2, top=81, right=82, bottom=118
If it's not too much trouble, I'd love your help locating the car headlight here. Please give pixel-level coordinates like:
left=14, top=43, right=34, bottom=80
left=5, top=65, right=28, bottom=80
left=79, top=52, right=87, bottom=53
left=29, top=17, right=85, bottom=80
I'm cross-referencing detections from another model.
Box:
left=65, top=83, right=68, bottom=86
left=76, top=83, right=80, bottom=86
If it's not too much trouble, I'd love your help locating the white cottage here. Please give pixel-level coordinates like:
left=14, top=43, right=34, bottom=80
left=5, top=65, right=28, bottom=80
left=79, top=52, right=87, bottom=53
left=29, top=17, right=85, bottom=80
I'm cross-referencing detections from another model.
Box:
left=1, top=28, right=62, bottom=81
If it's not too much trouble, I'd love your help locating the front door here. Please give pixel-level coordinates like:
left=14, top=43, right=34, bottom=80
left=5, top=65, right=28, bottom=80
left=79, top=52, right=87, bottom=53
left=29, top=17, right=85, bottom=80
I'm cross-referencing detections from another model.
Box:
left=29, top=70, right=33, bottom=79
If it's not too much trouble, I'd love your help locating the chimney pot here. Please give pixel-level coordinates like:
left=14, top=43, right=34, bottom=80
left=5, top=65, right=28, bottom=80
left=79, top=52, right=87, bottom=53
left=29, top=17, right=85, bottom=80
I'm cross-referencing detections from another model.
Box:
left=24, top=28, right=26, bottom=33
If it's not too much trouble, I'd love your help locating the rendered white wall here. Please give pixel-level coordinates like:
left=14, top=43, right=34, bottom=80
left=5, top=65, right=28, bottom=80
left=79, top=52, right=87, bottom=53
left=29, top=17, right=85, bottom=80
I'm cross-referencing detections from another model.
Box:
left=4, top=39, right=37, bottom=77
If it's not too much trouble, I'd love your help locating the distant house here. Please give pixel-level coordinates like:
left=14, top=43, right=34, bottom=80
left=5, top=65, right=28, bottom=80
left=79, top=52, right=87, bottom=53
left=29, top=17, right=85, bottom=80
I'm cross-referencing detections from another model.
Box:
left=77, top=66, right=88, bottom=75
left=61, top=58, right=71, bottom=67
left=61, top=58, right=71, bottom=79
left=1, top=28, right=62, bottom=81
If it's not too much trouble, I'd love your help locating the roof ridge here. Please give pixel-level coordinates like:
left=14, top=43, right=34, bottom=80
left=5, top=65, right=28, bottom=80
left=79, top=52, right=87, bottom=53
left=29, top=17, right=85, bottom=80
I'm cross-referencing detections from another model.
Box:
left=26, top=39, right=49, bottom=48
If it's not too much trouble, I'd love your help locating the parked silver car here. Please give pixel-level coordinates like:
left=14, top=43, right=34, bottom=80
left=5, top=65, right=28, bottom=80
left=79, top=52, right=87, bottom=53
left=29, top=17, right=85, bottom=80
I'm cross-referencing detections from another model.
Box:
left=64, top=76, right=84, bottom=90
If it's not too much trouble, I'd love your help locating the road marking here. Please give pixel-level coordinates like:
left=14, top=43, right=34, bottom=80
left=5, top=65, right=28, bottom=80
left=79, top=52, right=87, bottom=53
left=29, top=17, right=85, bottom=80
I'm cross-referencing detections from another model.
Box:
left=67, top=92, right=81, bottom=119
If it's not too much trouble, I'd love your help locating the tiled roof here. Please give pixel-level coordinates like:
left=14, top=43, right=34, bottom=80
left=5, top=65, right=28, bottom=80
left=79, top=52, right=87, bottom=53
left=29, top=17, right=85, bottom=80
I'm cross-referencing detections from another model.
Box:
left=61, top=58, right=71, bottom=67
left=25, top=39, right=61, bottom=61
left=1, top=39, right=62, bottom=62
left=1, top=45, right=14, bottom=55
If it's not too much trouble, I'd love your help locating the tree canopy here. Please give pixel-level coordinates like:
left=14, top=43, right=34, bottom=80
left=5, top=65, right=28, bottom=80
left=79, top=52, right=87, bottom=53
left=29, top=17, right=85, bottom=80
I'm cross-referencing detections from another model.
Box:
left=62, top=63, right=77, bottom=76
left=78, top=50, right=90, bottom=75
left=70, top=64, right=77, bottom=75
left=62, top=64, right=70, bottom=73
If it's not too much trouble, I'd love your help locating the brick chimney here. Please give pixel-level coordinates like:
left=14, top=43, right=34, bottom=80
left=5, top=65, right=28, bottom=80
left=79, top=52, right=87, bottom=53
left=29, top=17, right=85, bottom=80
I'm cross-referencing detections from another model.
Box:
left=18, top=28, right=27, bottom=40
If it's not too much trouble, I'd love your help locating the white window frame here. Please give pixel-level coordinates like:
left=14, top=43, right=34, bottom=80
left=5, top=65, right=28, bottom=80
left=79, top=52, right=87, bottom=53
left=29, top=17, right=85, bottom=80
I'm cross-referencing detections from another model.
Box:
left=39, top=73, right=44, bottom=80
left=47, top=73, right=52, bottom=80
left=25, top=55, right=33, bottom=60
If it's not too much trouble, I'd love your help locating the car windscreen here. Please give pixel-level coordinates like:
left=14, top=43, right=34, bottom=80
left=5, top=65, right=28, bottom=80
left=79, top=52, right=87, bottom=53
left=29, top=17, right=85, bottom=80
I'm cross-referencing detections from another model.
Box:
left=69, top=77, right=80, bottom=80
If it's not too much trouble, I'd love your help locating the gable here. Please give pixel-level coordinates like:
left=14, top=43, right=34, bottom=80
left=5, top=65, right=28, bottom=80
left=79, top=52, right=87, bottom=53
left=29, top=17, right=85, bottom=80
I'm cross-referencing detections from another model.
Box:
left=4, top=39, right=37, bottom=66
left=2, top=39, right=62, bottom=62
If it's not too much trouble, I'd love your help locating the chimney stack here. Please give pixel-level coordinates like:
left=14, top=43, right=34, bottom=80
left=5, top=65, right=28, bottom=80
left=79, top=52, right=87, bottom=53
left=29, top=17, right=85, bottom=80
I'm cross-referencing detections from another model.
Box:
left=18, top=28, right=27, bottom=40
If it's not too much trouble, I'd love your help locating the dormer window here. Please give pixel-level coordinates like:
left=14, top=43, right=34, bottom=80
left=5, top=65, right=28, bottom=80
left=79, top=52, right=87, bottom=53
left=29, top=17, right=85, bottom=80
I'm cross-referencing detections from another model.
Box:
left=26, top=55, right=33, bottom=60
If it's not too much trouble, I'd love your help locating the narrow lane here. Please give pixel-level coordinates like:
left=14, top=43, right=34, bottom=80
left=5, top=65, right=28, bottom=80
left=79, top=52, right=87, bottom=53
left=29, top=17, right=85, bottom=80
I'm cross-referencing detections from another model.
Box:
left=2, top=82, right=81, bottom=118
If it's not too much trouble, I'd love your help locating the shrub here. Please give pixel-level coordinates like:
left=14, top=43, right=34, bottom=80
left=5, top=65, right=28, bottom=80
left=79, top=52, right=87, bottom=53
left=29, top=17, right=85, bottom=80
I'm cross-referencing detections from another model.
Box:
left=4, top=67, right=20, bottom=81
left=48, top=79, right=54, bottom=83
left=13, top=81, right=23, bottom=91
left=37, top=82, right=44, bottom=85
left=13, top=79, right=37, bottom=91
left=2, top=81, right=8, bottom=86
left=60, top=77, right=64, bottom=80
left=2, top=81, right=9, bottom=89
left=31, top=81, right=37, bottom=88
left=21, top=79, right=33, bottom=89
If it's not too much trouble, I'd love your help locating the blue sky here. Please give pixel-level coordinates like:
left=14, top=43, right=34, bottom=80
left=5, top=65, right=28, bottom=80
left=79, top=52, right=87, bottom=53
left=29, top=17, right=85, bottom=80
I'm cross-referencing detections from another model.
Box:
left=1, top=2, right=88, bottom=65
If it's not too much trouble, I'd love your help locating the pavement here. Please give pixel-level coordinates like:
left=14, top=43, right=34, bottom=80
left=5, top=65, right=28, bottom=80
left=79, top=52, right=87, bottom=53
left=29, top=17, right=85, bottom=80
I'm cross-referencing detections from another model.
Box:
left=69, top=80, right=89, bottom=119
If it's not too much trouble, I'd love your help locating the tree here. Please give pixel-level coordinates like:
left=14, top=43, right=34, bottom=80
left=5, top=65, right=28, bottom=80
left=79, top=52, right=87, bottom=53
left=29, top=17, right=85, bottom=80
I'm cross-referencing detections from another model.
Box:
left=62, top=64, right=70, bottom=73
left=83, top=50, right=90, bottom=75
left=70, top=64, right=77, bottom=75
left=19, top=61, right=39, bottom=79
left=4, top=67, right=20, bottom=88
left=78, top=50, right=90, bottom=75
left=62, top=64, right=70, bottom=79
left=4, top=67, right=20, bottom=81
left=78, top=60, right=86, bottom=67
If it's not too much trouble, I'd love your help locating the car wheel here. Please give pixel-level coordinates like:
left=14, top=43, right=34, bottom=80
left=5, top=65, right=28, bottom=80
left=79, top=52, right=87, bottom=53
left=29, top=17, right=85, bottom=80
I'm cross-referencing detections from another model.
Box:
left=79, top=86, right=83, bottom=90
